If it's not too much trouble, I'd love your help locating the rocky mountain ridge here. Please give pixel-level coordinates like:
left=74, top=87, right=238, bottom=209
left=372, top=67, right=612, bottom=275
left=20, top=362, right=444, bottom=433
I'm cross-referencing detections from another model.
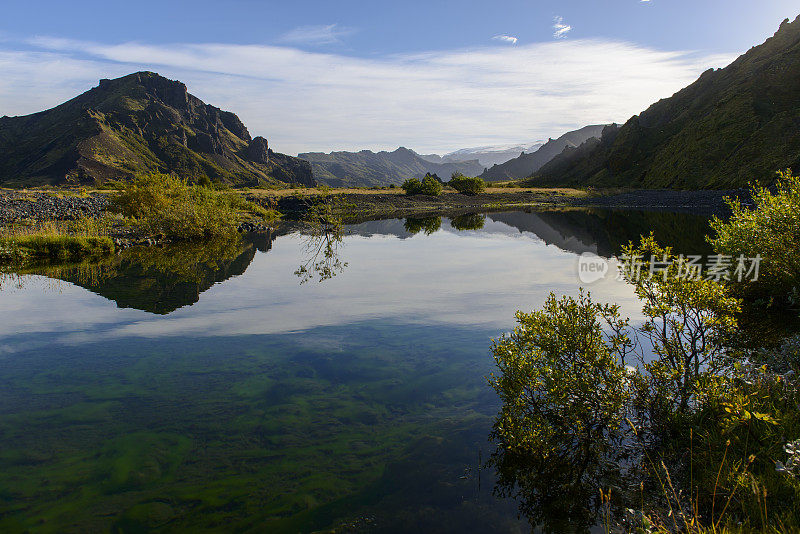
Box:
left=0, top=72, right=315, bottom=187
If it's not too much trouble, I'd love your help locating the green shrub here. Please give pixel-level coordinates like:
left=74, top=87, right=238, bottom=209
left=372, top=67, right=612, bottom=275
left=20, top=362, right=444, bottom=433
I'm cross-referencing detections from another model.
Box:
left=448, top=173, right=485, bottom=195
left=401, top=175, right=443, bottom=196
left=111, top=173, right=246, bottom=239
left=710, top=169, right=800, bottom=306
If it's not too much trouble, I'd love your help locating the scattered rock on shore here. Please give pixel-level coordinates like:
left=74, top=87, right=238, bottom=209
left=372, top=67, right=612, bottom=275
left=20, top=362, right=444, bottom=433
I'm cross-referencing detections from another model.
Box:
left=0, top=191, right=109, bottom=224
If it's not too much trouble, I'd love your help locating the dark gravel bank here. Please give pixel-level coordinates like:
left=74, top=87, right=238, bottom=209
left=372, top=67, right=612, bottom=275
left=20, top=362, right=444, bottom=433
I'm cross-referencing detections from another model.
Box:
left=0, top=191, right=109, bottom=224
left=567, top=189, right=753, bottom=216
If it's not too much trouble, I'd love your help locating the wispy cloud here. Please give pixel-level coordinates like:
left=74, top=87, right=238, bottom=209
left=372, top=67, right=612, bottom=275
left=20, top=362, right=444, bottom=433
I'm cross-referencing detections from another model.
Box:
left=277, top=24, right=354, bottom=46
left=492, top=34, right=518, bottom=45
left=553, top=16, right=572, bottom=39
left=0, top=36, right=733, bottom=154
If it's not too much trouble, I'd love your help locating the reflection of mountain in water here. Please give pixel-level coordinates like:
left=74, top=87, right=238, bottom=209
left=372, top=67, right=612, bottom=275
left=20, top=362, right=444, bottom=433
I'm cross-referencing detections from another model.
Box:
left=488, top=210, right=713, bottom=257
left=346, top=209, right=713, bottom=257
left=40, top=231, right=276, bottom=314
left=19, top=209, right=710, bottom=314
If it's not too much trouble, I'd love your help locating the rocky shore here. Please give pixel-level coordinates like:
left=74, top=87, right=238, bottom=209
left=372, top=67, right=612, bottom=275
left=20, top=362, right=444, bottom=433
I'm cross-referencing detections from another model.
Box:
left=1, top=188, right=751, bottom=229
left=0, top=190, right=109, bottom=224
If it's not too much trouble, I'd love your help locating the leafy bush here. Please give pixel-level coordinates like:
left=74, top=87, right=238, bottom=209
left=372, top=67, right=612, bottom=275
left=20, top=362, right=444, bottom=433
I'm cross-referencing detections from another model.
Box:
left=111, top=173, right=248, bottom=239
left=710, top=169, right=800, bottom=305
left=489, top=291, right=633, bottom=528
left=448, top=173, right=485, bottom=195
left=401, top=175, right=443, bottom=196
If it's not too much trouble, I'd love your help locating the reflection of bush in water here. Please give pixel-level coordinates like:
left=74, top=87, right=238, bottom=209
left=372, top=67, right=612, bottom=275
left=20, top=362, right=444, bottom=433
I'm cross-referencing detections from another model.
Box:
left=113, top=238, right=250, bottom=284
left=27, top=237, right=250, bottom=287
left=450, top=214, right=485, bottom=231
left=404, top=216, right=441, bottom=235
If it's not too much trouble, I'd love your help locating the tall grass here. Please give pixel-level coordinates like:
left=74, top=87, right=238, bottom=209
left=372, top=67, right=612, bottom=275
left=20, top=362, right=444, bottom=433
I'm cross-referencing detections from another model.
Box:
left=0, top=218, right=115, bottom=265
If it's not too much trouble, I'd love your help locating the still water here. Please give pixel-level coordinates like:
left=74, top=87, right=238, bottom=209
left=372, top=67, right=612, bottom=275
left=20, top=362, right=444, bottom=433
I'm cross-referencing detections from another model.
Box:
left=0, top=209, right=712, bottom=532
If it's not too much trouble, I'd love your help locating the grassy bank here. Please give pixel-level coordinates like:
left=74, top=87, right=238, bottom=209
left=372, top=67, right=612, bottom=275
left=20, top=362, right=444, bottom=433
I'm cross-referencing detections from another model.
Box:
left=1, top=174, right=280, bottom=267
left=0, top=219, right=115, bottom=266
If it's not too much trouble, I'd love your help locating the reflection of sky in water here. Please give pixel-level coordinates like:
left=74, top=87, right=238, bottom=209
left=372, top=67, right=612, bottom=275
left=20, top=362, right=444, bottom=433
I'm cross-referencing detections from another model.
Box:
left=0, top=214, right=646, bottom=354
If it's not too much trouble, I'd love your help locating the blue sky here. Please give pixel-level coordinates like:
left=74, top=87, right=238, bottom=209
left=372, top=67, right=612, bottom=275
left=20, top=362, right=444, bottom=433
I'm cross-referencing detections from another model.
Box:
left=1, top=1, right=798, bottom=154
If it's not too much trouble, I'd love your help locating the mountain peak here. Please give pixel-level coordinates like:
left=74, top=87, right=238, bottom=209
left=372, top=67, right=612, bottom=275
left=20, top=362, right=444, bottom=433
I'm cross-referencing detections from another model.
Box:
left=0, top=72, right=315, bottom=187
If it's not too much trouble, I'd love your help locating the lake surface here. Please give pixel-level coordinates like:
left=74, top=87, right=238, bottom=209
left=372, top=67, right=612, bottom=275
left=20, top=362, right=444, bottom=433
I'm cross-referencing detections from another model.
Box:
left=0, top=209, right=713, bottom=533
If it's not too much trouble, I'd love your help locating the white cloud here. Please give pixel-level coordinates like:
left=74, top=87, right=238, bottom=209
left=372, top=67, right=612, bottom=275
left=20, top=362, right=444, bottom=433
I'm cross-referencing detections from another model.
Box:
left=553, top=16, right=572, bottom=39
left=492, top=34, right=518, bottom=44
left=0, top=36, right=734, bottom=154
left=277, top=24, right=354, bottom=46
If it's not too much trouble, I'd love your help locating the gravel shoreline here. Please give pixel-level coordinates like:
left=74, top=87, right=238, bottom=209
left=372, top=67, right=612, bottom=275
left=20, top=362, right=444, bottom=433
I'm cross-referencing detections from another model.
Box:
left=0, top=188, right=753, bottom=227
left=567, top=189, right=753, bottom=216
left=0, top=191, right=109, bottom=225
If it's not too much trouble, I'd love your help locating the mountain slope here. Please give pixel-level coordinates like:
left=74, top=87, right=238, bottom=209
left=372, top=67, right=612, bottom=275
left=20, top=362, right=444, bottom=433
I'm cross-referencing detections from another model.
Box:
left=298, top=147, right=484, bottom=187
left=0, top=72, right=315, bottom=187
left=419, top=143, right=544, bottom=169
left=479, top=125, right=607, bottom=182
left=532, top=15, right=800, bottom=189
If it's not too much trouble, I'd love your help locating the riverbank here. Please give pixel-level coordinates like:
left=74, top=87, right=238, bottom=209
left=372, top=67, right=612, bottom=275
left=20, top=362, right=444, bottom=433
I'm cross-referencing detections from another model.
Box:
left=247, top=187, right=751, bottom=219
left=0, top=187, right=751, bottom=229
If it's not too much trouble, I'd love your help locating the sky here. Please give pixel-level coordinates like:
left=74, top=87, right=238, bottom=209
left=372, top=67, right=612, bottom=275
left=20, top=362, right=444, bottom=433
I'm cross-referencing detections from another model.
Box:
left=0, top=1, right=798, bottom=155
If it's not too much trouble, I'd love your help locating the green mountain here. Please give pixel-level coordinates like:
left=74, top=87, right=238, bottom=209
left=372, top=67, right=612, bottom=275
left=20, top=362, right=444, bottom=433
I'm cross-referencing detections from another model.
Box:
left=479, top=125, right=607, bottom=182
left=531, top=15, right=800, bottom=189
left=0, top=72, right=315, bottom=187
left=298, top=147, right=484, bottom=187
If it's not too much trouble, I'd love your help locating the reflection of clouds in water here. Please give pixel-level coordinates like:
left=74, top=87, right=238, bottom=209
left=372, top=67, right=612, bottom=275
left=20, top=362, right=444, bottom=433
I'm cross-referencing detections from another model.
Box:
left=0, top=227, right=643, bottom=351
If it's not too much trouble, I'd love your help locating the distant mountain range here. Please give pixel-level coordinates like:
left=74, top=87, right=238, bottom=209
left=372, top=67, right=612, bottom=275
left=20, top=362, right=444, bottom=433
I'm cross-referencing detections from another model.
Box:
left=419, top=143, right=544, bottom=169
left=531, top=15, right=800, bottom=189
left=298, top=147, right=484, bottom=187
left=0, top=72, right=315, bottom=187
left=479, top=125, right=608, bottom=182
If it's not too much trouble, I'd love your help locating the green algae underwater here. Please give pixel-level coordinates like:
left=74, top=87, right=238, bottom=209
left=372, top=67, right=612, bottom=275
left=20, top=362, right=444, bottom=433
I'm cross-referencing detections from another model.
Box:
left=0, top=209, right=713, bottom=532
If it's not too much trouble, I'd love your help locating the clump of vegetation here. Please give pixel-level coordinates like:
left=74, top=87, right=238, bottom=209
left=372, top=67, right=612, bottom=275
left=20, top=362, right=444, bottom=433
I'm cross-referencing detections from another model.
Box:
left=111, top=173, right=272, bottom=239
left=0, top=218, right=115, bottom=266
left=448, top=173, right=486, bottom=195
left=710, top=169, right=800, bottom=307
left=401, top=174, right=443, bottom=196
left=490, top=178, right=800, bottom=531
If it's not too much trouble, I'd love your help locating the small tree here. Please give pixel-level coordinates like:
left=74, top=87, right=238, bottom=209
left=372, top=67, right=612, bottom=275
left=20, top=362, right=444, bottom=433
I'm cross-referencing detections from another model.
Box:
left=619, top=235, right=741, bottom=413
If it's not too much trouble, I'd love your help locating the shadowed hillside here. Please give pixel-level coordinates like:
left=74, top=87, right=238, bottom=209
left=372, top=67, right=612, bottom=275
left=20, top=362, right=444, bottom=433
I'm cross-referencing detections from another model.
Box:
left=480, top=125, right=607, bottom=182
left=531, top=15, right=800, bottom=189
